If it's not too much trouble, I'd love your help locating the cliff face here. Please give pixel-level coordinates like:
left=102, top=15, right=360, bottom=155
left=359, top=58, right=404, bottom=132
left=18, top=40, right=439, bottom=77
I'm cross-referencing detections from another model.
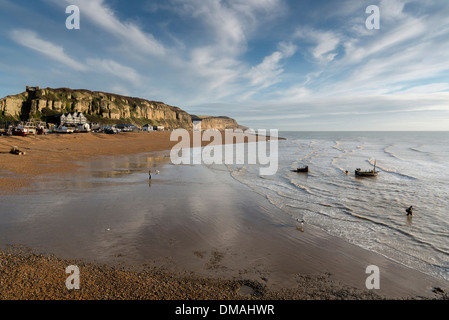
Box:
left=0, top=87, right=240, bottom=130
left=0, top=95, right=27, bottom=119
left=191, top=115, right=240, bottom=130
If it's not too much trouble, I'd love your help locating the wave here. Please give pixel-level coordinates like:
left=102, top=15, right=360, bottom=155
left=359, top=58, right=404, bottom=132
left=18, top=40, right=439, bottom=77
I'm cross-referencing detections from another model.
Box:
left=288, top=180, right=313, bottom=195
left=410, top=146, right=428, bottom=154
left=330, top=160, right=350, bottom=175
left=298, top=151, right=318, bottom=162
left=383, top=144, right=401, bottom=160
left=331, top=141, right=364, bottom=173
left=332, top=140, right=364, bottom=154
left=332, top=140, right=344, bottom=152
left=328, top=205, right=449, bottom=260
left=367, top=159, right=417, bottom=180
left=409, top=145, right=445, bottom=165
left=296, top=141, right=319, bottom=162
left=225, top=135, right=449, bottom=282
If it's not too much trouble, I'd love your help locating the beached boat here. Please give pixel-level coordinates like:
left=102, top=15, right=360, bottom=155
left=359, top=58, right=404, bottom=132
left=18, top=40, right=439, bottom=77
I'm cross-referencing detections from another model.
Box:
left=11, top=126, right=30, bottom=136
left=73, top=123, right=91, bottom=133
left=105, top=127, right=119, bottom=134
left=355, top=161, right=379, bottom=177
left=295, top=166, right=309, bottom=173
left=54, top=125, right=74, bottom=134
left=36, top=126, right=48, bottom=135
left=23, top=121, right=39, bottom=135
left=10, top=146, right=25, bottom=155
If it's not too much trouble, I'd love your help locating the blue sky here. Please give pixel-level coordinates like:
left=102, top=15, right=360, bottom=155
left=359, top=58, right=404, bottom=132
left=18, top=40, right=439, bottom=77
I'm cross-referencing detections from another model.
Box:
left=1, top=0, right=449, bottom=130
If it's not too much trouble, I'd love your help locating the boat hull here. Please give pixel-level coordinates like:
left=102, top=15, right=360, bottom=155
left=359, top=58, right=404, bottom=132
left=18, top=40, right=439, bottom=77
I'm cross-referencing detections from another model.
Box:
left=355, top=170, right=378, bottom=177
left=54, top=126, right=74, bottom=134
left=11, top=129, right=29, bottom=136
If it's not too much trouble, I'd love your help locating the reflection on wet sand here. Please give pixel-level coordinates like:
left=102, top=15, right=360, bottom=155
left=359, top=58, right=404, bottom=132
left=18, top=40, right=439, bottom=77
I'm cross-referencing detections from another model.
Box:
left=1, top=151, right=290, bottom=284
left=92, top=169, right=134, bottom=178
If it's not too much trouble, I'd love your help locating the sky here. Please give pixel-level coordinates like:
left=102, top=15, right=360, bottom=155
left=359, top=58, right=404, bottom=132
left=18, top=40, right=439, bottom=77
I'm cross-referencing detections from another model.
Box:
left=1, top=0, right=449, bottom=131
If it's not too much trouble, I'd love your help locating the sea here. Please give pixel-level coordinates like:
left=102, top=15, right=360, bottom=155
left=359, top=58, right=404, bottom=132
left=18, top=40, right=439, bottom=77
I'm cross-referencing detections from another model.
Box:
left=222, top=131, right=449, bottom=282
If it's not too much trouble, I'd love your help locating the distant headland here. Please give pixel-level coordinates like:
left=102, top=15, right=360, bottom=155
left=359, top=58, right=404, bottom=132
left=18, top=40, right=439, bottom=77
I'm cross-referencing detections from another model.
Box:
left=0, top=86, right=242, bottom=130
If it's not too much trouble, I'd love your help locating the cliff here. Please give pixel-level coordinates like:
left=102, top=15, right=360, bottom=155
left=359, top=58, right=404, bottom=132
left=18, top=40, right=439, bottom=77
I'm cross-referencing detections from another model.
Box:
left=0, top=87, right=241, bottom=130
left=191, top=115, right=240, bottom=131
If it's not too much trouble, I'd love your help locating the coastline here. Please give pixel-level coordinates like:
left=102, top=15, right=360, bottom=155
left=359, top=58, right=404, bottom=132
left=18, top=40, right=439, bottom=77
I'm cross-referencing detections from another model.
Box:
left=0, top=132, right=448, bottom=300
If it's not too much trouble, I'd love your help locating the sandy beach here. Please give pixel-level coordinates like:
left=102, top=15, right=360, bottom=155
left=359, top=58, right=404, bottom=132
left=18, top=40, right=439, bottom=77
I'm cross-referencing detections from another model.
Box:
left=0, top=131, right=197, bottom=193
left=0, top=131, right=272, bottom=193
left=0, top=132, right=448, bottom=301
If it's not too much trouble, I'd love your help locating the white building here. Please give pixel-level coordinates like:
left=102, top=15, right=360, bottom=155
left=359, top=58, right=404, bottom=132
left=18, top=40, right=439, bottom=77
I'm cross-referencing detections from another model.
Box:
left=60, top=112, right=87, bottom=125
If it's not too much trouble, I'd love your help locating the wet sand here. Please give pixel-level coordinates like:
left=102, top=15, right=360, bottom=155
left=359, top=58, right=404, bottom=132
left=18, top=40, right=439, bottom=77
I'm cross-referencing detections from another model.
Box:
left=0, top=131, right=273, bottom=193
left=0, top=131, right=217, bottom=193
left=0, top=132, right=448, bottom=300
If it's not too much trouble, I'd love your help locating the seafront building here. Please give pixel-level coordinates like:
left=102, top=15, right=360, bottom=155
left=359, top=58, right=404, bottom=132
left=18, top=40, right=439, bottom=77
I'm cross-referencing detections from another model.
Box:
left=45, top=112, right=87, bottom=126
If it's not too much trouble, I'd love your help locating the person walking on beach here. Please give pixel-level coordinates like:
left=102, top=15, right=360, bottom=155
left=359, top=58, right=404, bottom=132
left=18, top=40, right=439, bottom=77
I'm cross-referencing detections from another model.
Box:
left=406, top=206, right=413, bottom=216
left=149, top=170, right=152, bottom=180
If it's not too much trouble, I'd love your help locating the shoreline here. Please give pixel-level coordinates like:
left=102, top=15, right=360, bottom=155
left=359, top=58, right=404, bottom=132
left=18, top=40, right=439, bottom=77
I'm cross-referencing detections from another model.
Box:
left=0, top=132, right=448, bottom=300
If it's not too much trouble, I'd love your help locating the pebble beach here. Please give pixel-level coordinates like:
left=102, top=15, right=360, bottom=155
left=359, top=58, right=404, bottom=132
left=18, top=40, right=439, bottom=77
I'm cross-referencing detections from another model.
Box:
left=0, top=246, right=386, bottom=300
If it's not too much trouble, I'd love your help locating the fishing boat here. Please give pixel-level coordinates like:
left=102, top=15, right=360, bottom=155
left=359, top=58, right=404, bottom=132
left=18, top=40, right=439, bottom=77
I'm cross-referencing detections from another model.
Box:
left=36, top=126, right=48, bottom=135
left=76, top=123, right=91, bottom=133
left=355, top=161, right=379, bottom=177
left=23, top=121, right=39, bottom=135
left=54, top=125, right=75, bottom=134
left=11, top=126, right=30, bottom=136
left=295, top=166, right=309, bottom=173
left=105, top=127, right=119, bottom=134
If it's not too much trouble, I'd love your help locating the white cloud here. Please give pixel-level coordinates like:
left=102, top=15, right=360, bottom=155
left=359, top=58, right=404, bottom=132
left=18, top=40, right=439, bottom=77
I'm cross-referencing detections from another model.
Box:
left=61, top=0, right=165, bottom=56
left=329, top=26, right=449, bottom=96
left=9, top=28, right=143, bottom=89
left=397, top=83, right=449, bottom=95
left=10, top=29, right=87, bottom=71
left=275, top=86, right=311, bottom=103
left=248, top=51, right=284, bottom=87
left=379, top=0, right=406, bottom=22
left=172, top=0, right=246, bottom=56
left=294, top=27, right=341, bottom=64
left=86, top=59, right=142, bottom=85
left=232, top=92, right=449, bottom=130
left=173, top=0, right=282, bottom=54
left=247, top=42, right=297, bottom=89
left=39, top=0, right=285, bottom=103
left=287, top=0, right=449, bottom=100
left=167, top=0, right=284, bottom=101
left=343, top=16, right=426, bottom=64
